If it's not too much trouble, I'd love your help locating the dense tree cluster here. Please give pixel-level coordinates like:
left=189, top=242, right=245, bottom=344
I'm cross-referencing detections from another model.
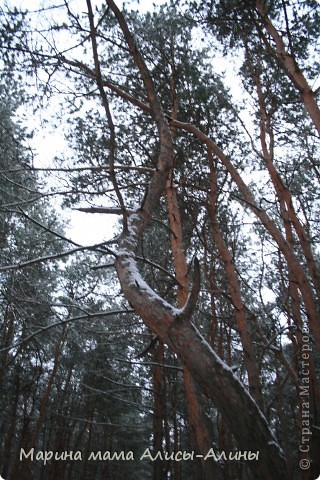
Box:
left=0, top=1, right=319, bottom=479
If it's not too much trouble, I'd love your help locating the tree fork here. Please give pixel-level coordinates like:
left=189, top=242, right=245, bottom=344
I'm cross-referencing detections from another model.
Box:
left=102, top=2, right=289, bottom=476
left=115, top=238, right=288, bottom=479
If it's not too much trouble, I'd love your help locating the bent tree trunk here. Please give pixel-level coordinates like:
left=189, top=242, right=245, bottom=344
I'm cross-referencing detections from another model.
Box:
left=115, top=214, right=288, bottom=480
left=106, top=1, right=288, bottom=477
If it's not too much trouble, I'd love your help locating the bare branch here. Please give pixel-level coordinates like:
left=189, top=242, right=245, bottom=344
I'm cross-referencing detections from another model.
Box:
left=86, top=0, right=128, bottom=226
left=74, top=206, right=133, bottom=214
left=0, top=309, right=134, bottom=353
left=177, top=257, right=200, bottom=322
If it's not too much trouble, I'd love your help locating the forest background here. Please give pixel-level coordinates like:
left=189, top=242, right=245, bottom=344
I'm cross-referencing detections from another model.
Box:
left=0, top=0, right=320, bottom=479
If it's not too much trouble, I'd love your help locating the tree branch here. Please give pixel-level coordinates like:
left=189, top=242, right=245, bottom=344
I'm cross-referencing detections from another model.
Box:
left=0, top=309, right=134, bottom=353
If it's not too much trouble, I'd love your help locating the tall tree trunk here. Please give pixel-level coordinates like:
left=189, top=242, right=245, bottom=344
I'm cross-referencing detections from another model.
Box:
left=30, top=326, right=67, bottom=447
left=166, top=178, right=222, bottom=479
left=108, top=2, right=288, bottom=476
left=2, top=363, right=20, bottom=479
left=253, top=0, right=320, bottom=136
left=0, top=306, right=14, bottom=387
left=171, top=118, right=320, bottom=352
left=152, top=342, right=165, bottom=480
left=208, top=154, right=264, bottom=409
left=172, top=383, right=181, bottom=480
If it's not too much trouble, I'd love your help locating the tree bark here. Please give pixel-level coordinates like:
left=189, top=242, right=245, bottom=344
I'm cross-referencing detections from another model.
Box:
left=169, top=118, right=320, bottom=352
left=101, top=2, right=290, bottom=477
left=253, top=0, right=320, bottom=136
left=30, top=326, right=66, bottom=446
left=116, top=242, right=288, bottom=478
left=152, top=342, right=166, bottom=480
left=166, top=178, right=222, bottom=479
left=208, top=154, right=264, bottom=409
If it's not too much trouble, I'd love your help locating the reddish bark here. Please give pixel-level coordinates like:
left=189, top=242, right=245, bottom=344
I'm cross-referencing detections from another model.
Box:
left=169, top=118, right=320, bottom=352
left=116, top=245, right=288, bottom=478
left=208, top=154, right=264, bottom=408
left=166, top=178, right=221, bottom=479
left=252, top=55, right=320, bottom=299
left=30, top=327, right=67, bottom=446
left=152, top=342, right=165, bottom=480
left=254, top=0, right=320, bottom=136
left=104, top=2, right=289, bottom=477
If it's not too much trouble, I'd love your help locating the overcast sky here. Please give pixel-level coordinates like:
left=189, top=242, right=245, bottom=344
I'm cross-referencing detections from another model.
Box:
left=9, top=0, right=242, bottom=247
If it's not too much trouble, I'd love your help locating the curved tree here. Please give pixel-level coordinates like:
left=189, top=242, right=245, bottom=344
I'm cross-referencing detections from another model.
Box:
left=0, top=1, right=319, bottom=479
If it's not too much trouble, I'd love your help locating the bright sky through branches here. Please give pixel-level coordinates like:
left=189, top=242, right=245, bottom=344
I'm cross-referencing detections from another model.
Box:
left=7, top=0, right=241, bottom=246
